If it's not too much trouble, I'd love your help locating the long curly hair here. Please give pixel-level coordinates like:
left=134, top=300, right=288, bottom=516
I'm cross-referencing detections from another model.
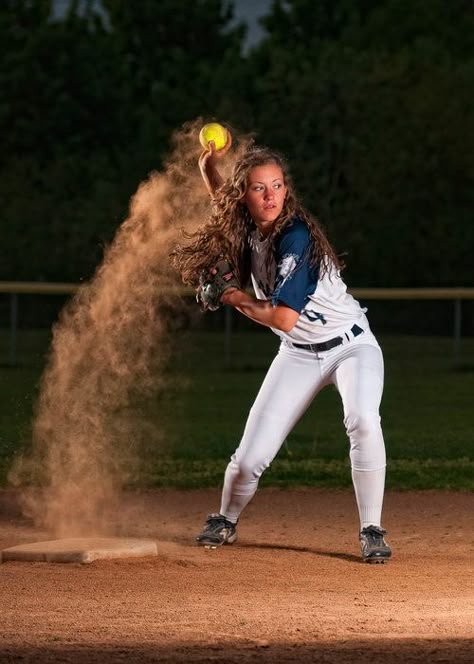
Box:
left=171, top=145, right=343, bottom=288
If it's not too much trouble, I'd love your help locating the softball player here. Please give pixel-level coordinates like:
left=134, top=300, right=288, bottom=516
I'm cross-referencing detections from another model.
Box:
left=172, top=135, right=391, bottom=563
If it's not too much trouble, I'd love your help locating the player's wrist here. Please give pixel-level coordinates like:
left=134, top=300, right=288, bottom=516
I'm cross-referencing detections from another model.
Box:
left=221, top=287, right=239, bottom=305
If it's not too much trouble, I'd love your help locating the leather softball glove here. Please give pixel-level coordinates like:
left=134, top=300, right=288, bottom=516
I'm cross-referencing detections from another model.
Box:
left=196, top=259, right=240, bottom=312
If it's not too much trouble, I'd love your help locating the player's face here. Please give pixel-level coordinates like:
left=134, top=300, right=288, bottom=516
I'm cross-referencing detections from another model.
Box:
left=243, top=164, right=287, bottom=235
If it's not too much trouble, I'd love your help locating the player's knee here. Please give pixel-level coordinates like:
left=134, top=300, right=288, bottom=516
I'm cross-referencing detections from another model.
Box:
left=344, top=411, right=381, bottom=441
left=235, top=456, right=269, bottom=481
left=345, top=411, right=386, bottom=469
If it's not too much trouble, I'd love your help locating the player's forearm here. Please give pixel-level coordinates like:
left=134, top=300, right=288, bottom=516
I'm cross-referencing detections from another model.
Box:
left=222, top=289, right=299, bottom=332
left=200, top=161, right=224, bottom=197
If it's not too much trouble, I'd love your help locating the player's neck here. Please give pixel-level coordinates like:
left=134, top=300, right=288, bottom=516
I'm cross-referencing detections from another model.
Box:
left=254, top=220, right=274, bottom=239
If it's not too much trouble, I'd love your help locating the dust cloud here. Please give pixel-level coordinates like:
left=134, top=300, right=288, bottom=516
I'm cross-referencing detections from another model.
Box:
left=9, top=120, right=243, bottom=537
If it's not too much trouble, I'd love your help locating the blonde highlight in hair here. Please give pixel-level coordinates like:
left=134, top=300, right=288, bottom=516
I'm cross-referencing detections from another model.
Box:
left=171, top=146, right=343, bottom=288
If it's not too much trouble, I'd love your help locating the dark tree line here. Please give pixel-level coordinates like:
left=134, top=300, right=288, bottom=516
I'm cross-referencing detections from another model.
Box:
left=1, top=0, right=472, bottom=286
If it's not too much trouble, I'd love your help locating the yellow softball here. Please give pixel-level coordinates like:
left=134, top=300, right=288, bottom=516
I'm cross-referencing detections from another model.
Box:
left=199, top=122, right=228, bottom=151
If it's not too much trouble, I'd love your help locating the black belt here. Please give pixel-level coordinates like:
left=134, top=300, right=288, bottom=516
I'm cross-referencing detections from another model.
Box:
left=292, top=324, right=364, bottom=353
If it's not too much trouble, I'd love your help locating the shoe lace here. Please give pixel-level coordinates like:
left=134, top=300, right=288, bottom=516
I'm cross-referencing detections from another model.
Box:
left=205, top=514, right=233, bottom=532
left=363, top=525, right=386, bottom=546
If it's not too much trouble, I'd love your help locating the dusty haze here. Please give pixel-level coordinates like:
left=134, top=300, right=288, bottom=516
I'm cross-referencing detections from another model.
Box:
left=9, top=120, right=246, bottom=537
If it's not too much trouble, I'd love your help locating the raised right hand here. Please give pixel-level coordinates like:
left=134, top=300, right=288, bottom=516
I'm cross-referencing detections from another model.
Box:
left=198, top=128, right=233, bottom=170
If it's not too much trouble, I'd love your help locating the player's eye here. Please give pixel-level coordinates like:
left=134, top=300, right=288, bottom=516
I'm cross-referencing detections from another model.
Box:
left=273, top=183, right=282, bottom=189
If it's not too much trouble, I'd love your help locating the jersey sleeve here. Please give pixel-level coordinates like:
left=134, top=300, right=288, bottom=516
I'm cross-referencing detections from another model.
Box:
left=271, top=218, right=319, bottom=312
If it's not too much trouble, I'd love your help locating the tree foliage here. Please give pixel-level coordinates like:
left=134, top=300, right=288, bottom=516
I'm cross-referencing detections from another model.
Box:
left=0, top=0, right=472, bottom=285
left=251, top=0, right=474, bottom=285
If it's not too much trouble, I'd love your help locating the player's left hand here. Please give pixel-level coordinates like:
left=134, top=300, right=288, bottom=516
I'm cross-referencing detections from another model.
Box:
left=196, top=259, right=240, bottom=312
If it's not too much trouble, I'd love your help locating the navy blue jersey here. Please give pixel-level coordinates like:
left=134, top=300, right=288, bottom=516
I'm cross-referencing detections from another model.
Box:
left=250, top=216, right=368, bottom=344
left=271, top=217, right=319, bottom=312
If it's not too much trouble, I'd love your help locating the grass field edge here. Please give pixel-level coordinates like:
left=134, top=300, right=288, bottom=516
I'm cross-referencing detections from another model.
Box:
left=1, top=457, right=472, bottom=491
left=133, top=456, right=474, bottom=490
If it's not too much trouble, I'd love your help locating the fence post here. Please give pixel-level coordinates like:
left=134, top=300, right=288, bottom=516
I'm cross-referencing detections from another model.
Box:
left=224, top=305, right=233, bottom=366
left=453, top=298, right=462, bottom=363
left=9, top=292, right=18, bottom=367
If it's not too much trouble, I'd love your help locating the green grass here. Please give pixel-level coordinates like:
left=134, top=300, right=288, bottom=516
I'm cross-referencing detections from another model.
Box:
left=1, top=328, right=473, bottom=489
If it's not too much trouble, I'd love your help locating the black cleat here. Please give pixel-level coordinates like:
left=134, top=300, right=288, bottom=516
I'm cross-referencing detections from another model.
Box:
left=359, top=525, right=392, bottom=563
left=196, top=513, right=238, bottom=548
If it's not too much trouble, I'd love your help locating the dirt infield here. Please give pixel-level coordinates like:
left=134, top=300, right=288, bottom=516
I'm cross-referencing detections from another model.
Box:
left=1, top=488, right=473, bottom=663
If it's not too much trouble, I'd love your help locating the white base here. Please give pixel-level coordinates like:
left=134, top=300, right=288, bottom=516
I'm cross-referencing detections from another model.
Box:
left=0, top=537, right=158, bottom=563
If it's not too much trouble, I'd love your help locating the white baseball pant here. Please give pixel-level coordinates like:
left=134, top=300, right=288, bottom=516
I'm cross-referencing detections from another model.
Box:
left=220, top=329, right=387, bottom=529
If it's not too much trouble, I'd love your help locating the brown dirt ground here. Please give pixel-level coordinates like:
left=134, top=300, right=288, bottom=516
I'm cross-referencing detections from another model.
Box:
left=0, top=488, right=473, bottom=663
